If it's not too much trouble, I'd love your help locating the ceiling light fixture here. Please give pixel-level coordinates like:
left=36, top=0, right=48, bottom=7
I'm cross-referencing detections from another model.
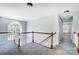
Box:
left=64, top=10, right=70, bottom=13
left=27, top=3, right=33, bottom=7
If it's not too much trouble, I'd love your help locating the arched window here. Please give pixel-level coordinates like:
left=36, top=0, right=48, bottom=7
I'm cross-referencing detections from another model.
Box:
left=8, top=22, right=22, bottom=40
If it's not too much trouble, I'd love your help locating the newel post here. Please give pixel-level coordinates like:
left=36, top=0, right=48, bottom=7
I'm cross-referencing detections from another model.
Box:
left=51, top=32, right=53, bottom=49
left=32, top=31, right=34, bottom=43
left=18, top=33, right=20, bottom=47
left=50, top=32, right=53, bottom=49
left=77, top=33, right=79, bottom=53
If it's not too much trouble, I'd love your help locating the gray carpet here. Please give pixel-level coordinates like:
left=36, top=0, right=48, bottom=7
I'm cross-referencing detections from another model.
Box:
left=0, top=34, right=78, bottom=55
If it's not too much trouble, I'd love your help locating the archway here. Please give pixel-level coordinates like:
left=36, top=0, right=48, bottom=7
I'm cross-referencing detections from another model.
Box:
left=8, top=22, right=22, bottom=42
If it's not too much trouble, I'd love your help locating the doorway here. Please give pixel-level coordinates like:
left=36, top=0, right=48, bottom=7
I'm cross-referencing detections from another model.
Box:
left=59, top=10, right=74, bottom=44
left=8, top=21, right=22, bottom=45
left=63, top=23, right=73, bottom=41
left=57, top=11, right=78, bottom=54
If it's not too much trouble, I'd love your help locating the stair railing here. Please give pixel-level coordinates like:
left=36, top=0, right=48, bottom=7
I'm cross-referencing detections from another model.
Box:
left=22, top=31, right=56, bottom=49
left=0, top=31, right=56, bottom=49
left=74, top=32, right=79, bottom=53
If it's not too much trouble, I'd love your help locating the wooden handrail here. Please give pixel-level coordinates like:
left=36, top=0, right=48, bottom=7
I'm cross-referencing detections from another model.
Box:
left=22, top=32, right=33, bottom=34
left=0, top=32, right=10, bottom=34
left=0, top=31, right=56, bottom=49
left=21, top=32, right=51, bottom=35
left=31, top=32, right=51, bottom=35
left=0, top=31, right=56, bottom=35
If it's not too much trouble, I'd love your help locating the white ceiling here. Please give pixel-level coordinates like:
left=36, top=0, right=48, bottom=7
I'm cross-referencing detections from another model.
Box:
left=0, top=3, right=79, bottom=21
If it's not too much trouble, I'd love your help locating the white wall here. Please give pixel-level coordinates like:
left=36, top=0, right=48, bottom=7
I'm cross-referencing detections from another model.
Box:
left=58, top=16, right=63, bottom=43
left=27, top=15, right=59, bottom=47
left=0, top=17, right=27, bottom=45
left=72, top=11, right=79, bottom=47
